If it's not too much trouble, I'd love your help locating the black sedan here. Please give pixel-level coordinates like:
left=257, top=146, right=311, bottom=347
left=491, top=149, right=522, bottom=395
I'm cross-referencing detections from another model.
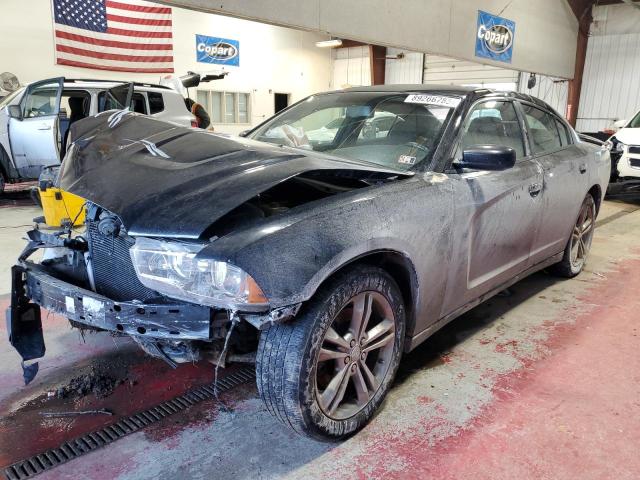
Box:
left=8, top=85, right=610, bottom=439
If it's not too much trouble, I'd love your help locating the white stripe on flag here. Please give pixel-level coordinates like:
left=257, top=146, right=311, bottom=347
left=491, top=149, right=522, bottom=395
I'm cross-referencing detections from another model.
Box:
left=55, top=37, right=172, bottom=56
left=105, top=7, right=172, bottom=21
left=57, top=52, right=173, bottom=69
left=106, top=20, right=173, bottom=33
left=55, top=24, right=172, bottom=43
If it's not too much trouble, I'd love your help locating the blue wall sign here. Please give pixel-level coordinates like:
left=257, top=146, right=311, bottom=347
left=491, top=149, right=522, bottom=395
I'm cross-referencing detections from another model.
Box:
left=475, top=10, right=515, bottom=63
left=196, top=35, right=240, bottom=66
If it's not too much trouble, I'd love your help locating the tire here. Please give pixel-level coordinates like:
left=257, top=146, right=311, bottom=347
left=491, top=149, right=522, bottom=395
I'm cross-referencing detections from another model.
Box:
left=551, top=193, right=596, bottom=278
left=0, top=171, right=5, bottom=195
left=256, top=265, right=406, bottom=440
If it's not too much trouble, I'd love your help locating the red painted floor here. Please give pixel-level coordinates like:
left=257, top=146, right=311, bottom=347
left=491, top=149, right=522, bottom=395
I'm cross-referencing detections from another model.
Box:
left=345, top=258, right=640, bottom=480
left=1, top=199, right=640, bottom=479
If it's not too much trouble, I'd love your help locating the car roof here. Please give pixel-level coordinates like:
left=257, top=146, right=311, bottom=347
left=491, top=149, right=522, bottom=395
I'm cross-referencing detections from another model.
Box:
left=332, top=84, right=560, bottom=117
left=60, top=79, right=174, bottom=94
left=339, top=83, right=477, bottom=94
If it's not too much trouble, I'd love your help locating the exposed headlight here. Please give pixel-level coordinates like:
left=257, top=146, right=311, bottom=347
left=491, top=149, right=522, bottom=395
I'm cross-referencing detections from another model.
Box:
left=606, top=137, right=626, bottom=153
left=130, top=237, right=268, bottom=309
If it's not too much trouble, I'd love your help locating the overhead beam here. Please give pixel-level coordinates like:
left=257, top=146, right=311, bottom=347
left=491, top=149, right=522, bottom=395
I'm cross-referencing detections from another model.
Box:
left=154, top=0, right=580, bottom=79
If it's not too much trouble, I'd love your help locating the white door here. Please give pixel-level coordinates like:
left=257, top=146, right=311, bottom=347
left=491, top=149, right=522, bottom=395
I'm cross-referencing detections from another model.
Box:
left=9, top=77, right=64, bottom=179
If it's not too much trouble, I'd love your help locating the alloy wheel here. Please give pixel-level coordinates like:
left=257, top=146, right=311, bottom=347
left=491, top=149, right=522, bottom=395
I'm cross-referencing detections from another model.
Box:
left=314, top=291, right=397, bottom=420
left=570, top=198, right=595, bottom=270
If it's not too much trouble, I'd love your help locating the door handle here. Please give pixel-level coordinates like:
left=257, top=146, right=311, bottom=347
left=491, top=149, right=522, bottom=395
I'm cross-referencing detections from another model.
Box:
left=528, top=183, right=542, bottom=197
left=38, top=125, right=52, bottom=130
left=579, top=164, right=587, bottom=174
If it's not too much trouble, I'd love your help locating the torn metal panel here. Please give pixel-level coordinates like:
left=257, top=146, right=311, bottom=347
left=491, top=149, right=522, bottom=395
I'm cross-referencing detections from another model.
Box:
left=6, top=265, right=45, bottom=384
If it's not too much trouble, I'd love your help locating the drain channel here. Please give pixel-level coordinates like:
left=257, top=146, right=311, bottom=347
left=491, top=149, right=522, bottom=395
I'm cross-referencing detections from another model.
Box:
left=4, top=367, right=256, bottom=480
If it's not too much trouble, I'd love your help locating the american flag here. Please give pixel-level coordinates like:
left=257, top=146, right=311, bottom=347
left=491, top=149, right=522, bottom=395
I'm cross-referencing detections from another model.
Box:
left=52, top=0, right=174, bottom=73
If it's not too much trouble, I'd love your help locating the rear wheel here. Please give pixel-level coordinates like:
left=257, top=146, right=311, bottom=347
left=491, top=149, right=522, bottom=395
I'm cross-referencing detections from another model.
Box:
left=551, top=193, right=596, bottom=278
left=256, top=265, right=405, bottom=440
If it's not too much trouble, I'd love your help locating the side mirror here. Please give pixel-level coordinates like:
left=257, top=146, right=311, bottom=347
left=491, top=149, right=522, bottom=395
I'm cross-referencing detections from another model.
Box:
left=238, top=129, right=251, bottom=137
left=459, top=145, right=516, bottom=171
left=7, top=105, right=22, bottom=120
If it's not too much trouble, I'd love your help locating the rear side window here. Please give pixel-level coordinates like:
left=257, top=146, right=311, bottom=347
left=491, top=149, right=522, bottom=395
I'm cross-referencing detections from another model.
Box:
left=132, top=93, right=146, bottom=114
left=98, top=91, right=147, bottom=114
left=148, top=91, right=164, bottom=114
left=461, top=101, right=525, bottom=159
left=522, top=104, right=562, bottom=154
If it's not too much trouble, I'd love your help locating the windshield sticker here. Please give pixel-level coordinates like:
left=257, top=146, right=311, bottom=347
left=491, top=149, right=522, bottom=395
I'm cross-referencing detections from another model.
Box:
left=398, top=155, right=416, bottom=165
left=404, top=94, right=461, bottom=108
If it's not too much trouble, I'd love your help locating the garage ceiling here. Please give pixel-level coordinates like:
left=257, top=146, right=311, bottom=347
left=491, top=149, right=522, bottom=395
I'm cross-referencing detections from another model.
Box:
left=154, top=0, right=581, bottom=78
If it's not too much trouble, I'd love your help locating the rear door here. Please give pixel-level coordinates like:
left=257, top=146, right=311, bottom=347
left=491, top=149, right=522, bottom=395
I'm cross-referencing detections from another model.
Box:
left=519, top=103, right=589, bottom=265
left=9, top=77, right=64, bottom=177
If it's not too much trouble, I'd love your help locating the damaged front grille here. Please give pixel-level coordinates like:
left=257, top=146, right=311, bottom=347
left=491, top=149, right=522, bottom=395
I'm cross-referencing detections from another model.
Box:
left=86, top=215, right=158, bottom=302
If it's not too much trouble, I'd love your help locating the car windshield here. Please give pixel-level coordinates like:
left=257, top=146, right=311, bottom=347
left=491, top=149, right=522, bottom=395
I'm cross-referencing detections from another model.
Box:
left=629, top=110, right=640, bottom=128
left=0, top=87, right=24, bottom=108
left=249, top=91, right=458, bottom=171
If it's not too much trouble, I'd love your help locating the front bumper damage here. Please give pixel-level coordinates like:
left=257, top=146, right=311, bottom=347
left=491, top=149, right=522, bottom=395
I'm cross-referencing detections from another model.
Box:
left=7, top=261, right=212, bottom=383
left=7, top=259, right=302, bottom=384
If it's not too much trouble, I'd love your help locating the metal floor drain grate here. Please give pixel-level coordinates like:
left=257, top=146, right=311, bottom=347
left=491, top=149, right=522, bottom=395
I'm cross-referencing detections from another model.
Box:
left=4, top=368, right=256, bottom=480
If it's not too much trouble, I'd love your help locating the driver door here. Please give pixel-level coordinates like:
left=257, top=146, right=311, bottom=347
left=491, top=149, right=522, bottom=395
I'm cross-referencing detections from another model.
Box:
left=442, top=99, right=545, bottom=314
left=9, top=77, right=64, bottom=177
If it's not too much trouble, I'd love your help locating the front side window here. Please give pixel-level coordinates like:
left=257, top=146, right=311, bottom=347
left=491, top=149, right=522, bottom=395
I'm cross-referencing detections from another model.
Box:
left=23, top=84, right=60, bottom=118
left=522, top=104, right=562, bottom=154
left=460, top=101, right=525, bottom=158
left=250, top=92, right=457, bottom=171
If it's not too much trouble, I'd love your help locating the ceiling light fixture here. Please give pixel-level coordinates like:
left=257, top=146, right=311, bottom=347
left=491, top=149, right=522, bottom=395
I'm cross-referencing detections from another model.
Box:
left=315, top=39, right=343, bottom=48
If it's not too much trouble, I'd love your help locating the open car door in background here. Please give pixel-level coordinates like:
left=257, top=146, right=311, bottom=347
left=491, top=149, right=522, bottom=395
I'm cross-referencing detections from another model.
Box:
left=98, top=82, right=134, bottom=112
left=8, top=77, right=64, bottom=178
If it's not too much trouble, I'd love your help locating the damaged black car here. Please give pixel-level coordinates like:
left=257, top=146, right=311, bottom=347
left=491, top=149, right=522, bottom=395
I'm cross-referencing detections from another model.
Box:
left=7, top=85, right=610, bottom=439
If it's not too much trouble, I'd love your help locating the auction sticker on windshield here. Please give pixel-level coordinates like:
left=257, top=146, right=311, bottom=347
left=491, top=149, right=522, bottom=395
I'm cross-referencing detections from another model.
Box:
left=404, top=94, right=461, bottom=108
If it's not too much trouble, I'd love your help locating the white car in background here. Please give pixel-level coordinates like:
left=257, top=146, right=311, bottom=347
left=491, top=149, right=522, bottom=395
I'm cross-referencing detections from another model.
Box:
left=0, top=77, right=195, bottom=193
left=607, top=108, right=640, bottom=185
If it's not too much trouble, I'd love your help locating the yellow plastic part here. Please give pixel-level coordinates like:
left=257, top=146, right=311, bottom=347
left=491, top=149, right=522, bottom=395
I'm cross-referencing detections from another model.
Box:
left=40, top=187, right=86, bottom=227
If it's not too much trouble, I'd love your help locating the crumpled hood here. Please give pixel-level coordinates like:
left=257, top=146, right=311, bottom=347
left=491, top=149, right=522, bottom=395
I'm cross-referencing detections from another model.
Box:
left=614, top=127, right=640, bottom=145
left=61, top=112, right=410, bottom=238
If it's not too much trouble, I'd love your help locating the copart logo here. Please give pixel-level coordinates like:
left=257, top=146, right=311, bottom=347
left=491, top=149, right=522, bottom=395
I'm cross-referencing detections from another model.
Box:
left=474, top=11, right=515, bottom=63
left=477, top=24, right=513, bottom=54
left=195, top=35, right=240, bottom=66
left=197, top=41, right=238, bottom=61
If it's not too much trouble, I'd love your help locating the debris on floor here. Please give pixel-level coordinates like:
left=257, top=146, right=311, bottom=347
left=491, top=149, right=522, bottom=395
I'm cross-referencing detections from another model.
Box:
left=39, top=408, right=113, bottom=418
left=49, top=367, right=122, bottom=399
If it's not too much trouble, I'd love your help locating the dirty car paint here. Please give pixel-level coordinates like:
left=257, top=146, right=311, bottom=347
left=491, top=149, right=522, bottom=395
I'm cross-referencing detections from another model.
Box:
left=10, top=87, right=611, bottom=372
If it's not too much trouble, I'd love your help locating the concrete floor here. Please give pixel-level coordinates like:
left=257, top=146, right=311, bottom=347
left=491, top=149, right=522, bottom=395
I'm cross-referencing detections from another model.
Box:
left=1, top=188, right=639, bottom=479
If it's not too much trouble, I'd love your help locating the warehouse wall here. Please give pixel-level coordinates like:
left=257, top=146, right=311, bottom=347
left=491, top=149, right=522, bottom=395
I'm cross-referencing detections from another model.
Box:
left=0, top=0, right=332, bottom=134
left=384, top=48, right=423, bottom=85
left=158, top=0, right=579, bottom=78
left=384, top=50, right=570, bottom=120
left=576, top=4, right=640, bottom=133
left=331, top=46, right=371, bottom=89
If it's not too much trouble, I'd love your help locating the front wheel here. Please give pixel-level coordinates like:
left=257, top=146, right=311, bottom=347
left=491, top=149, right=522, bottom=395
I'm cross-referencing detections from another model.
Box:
left=256, top=265, right=405, bottom=440
left=551, top=193, right=596, bottom=278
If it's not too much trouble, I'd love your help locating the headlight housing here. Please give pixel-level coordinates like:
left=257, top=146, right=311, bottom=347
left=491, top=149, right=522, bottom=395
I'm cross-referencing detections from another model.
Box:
left=606, top=137, right=626, bottom=153
left=130, top=237, right=268, bottom=309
